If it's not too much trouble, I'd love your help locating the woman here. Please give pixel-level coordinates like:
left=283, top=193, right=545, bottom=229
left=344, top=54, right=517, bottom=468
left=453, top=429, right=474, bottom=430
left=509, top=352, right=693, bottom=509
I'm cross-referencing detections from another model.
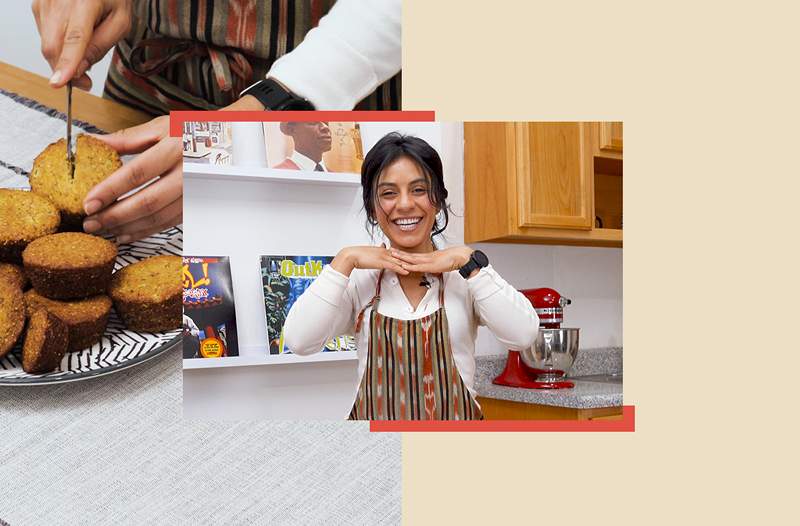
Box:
left=283, top=133, right=540, bottom=420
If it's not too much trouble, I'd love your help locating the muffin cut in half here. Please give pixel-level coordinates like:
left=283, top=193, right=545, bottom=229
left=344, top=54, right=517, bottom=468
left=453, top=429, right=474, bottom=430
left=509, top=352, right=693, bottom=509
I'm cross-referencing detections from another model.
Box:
left=24, top=289, right=112, bottom=352
left=0, top=262, right=28, bottom=291
left=0, top=188, right=60, bottom=263
left=109, top=255, right=181, bottom=333
left=30, top=134, right=121, bottom=230
left=0, top=282, right=26, bottom=360
left=23, top=232, right=117, bottom=300
left=22, top=308, right=68, bottom=374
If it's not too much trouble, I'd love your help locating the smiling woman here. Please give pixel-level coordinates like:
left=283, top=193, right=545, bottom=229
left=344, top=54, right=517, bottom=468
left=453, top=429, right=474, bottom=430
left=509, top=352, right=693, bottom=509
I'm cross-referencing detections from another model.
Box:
left=283, top=133, right=540, bottom=421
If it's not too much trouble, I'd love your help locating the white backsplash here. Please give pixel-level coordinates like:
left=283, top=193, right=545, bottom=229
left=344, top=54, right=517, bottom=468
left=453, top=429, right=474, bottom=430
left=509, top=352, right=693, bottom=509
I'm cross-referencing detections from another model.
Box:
left=473, top=244, right=623, bottom=356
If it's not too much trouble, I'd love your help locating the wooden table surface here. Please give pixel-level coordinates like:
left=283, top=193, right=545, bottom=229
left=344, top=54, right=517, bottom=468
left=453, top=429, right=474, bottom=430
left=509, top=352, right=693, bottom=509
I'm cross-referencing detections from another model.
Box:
left=0, top=61, right=151, bottom=132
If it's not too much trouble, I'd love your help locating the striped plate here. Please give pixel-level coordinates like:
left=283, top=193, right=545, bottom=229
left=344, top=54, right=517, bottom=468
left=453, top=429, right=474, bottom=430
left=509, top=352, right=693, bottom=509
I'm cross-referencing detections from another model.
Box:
left=0, top=227, right=183, bottom=385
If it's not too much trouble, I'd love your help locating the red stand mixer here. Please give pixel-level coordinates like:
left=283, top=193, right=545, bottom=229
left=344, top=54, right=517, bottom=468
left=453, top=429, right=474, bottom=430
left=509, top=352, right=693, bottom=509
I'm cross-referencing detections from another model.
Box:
left=493, top=288, right=579, bottom=389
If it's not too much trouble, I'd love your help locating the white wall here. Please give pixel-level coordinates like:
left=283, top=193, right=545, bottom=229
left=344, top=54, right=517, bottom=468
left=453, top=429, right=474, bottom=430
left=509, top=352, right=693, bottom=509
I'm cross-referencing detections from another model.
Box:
left=0, top=4, right=111, bottom=97
left=183, top=121, right=622, bottom=420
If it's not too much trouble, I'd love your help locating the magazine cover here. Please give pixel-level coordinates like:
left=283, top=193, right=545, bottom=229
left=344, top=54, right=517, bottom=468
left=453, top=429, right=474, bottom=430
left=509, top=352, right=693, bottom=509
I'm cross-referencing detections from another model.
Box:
left=261, top=255, right=357, bottom=355
left=182, top=256, right=240, bottom=359
left=263, top=122, right=363, bottom=174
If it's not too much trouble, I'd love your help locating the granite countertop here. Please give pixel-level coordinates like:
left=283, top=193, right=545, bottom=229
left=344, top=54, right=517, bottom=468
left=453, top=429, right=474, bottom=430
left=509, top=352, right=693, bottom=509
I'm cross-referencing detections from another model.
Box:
left=474, top=347, right=623, bottom=409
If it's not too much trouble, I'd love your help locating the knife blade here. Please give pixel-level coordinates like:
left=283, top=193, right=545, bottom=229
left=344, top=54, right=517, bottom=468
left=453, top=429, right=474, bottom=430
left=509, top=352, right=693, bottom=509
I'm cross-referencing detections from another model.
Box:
left=66, top=81, right=75, bottom=179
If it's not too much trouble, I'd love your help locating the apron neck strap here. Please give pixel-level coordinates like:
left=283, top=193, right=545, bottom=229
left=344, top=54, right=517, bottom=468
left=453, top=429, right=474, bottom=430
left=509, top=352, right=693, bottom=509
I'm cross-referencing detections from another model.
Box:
left=355, top=269, right=385, bottom=333
left=374, top=269, right=385, bottom=298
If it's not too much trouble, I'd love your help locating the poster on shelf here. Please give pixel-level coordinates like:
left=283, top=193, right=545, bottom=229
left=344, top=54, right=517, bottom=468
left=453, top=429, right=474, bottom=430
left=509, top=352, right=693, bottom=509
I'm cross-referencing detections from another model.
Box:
left=182, top=256, right=240, bottom=359
left=263, top=122, right=364, bottom=174
left=260, top=255, right=356, bottom=355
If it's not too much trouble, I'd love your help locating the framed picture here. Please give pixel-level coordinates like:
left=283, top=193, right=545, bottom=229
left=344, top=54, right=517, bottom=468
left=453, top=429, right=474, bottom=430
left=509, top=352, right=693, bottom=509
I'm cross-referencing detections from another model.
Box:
left=263, top=121, right=363, bottom=174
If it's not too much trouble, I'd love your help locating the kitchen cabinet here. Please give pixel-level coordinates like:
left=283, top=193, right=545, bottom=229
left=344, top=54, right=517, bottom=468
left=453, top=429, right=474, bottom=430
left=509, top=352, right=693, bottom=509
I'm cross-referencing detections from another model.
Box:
left=476, top=396, right=623, bottom=421
left=596, top=122, right=623, bottom=159
left=463, top=122, right=622, bottom=247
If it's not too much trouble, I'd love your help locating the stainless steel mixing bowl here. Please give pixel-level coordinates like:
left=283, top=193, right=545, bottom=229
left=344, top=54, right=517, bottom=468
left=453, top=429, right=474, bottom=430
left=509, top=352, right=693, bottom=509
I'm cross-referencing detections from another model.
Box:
left=519, top=328, right=580, bottom=381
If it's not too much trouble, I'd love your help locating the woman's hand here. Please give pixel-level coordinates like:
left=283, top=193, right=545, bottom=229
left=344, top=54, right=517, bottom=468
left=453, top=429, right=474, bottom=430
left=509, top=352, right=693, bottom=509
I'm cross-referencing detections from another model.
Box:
left=331, top=245, right=410, bottom=277
left=391, top=246, right=476, bottom=276
left=32, top=0, right=132, bottom=90
left=81, top=115, right=181, bottom=243
left=81, top=95, right=264, bottom=244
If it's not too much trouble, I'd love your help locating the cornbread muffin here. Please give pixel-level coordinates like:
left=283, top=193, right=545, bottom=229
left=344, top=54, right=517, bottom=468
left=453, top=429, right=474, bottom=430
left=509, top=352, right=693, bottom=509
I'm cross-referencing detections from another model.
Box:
left=24, top=290, right=112, bottom=352
left=23, top=232, right=117, bottom=300
left=30, top=134, right=121, bottom=230
left=0, top=282, right=26, bottom=359
left=0, top=263, right=28, bottom=290
left=109, top=255, right=181, bottom=332
left=22, top=308, right=68, bottom=374
left=0, top=189, right=60, bottom=263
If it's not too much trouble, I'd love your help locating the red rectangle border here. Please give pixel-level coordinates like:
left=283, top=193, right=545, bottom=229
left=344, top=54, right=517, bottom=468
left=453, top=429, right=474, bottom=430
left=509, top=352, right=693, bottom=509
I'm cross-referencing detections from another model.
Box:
left=169, top=110, right=436, bottom=136
left=369, top=405, right=635, bottom=432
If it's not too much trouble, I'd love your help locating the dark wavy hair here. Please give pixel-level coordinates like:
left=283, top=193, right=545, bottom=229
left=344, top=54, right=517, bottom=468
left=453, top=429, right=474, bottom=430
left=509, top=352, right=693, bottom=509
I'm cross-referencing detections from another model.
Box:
left=361, top=132, right=450, bottom=240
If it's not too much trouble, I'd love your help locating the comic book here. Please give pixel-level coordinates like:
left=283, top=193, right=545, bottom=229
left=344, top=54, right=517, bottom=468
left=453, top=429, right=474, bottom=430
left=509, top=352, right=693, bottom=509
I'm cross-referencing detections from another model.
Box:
left=182, top=256, right=240, bottom=359
left=260, top=255, right=356, bottom=355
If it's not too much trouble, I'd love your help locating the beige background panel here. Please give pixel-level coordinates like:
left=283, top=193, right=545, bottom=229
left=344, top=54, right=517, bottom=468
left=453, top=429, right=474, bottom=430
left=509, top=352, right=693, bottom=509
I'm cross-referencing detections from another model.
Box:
left=402, top=0, right=799, bottom=523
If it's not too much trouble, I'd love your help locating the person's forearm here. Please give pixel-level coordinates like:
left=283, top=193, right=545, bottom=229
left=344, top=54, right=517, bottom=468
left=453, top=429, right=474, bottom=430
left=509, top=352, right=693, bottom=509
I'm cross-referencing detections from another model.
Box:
left=470, top=267, right=540, bottom=351
left=330, top=248, right=356, bottom=277
left=265, top=0, right=401, bottom=109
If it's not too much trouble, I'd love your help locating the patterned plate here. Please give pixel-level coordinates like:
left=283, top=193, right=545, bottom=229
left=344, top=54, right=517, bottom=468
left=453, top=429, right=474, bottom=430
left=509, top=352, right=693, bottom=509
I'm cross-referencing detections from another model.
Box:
left=0, top=227, right=183, bottom=385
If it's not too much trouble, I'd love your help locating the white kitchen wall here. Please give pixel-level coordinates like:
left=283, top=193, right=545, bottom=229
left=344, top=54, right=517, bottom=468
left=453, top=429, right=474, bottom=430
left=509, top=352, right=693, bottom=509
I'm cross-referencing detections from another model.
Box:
left=183, top=121, right=622, bottom=420
left=0, top=4, right=112, bottom=97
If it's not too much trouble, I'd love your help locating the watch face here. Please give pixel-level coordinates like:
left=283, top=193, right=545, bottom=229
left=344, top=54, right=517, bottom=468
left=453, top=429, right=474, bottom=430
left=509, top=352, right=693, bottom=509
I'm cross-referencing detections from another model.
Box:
left=473, top=250, right=489, bottom=267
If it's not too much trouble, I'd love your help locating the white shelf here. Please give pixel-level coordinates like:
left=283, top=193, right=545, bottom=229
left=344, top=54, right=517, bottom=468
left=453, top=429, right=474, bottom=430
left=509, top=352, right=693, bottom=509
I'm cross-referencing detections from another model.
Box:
left=183, top=163, right=361, bottom=187
left=183, top=351, right=358, bottom=370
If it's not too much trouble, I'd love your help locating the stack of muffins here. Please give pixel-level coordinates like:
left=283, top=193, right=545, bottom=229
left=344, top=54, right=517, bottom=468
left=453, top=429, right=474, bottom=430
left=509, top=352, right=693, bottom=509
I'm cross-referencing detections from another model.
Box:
left=0, top=135, right=181, bottom=375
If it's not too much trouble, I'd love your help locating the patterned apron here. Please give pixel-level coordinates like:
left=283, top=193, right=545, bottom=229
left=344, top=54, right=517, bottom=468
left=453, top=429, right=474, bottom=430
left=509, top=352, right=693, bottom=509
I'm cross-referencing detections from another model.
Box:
left=349, top=270, right=483, bottom=421
left=103, top=0, right=401, bottom=115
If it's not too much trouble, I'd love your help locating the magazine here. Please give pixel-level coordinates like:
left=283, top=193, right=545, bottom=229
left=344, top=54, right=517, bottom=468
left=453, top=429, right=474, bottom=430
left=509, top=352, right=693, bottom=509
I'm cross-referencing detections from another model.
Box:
left=260, top=255, right=356, bottom=355
left=182, top=256, right=240, bottom=359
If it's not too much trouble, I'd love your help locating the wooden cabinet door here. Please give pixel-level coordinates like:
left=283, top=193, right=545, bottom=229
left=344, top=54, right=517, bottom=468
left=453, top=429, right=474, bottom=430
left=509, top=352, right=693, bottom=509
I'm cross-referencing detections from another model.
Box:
left=515, top=122, right=593, bottom=230
left=597, top=122, right=623, bottom=157
left=464, top=122, right=620, bottom=247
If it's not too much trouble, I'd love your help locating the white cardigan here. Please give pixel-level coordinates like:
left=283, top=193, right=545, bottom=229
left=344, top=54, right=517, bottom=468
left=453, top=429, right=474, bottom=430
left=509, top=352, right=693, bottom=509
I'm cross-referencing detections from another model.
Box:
left=267, top=0, right=402, bottom=110
left=283, top=264, right=540, bottom=400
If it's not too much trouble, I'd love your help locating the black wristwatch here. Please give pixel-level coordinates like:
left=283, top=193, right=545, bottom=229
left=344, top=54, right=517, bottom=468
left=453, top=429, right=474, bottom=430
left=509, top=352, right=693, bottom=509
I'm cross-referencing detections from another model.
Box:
left=458, top=250, right=489, bottom=279
left=239, top=78, right=315, bottom=110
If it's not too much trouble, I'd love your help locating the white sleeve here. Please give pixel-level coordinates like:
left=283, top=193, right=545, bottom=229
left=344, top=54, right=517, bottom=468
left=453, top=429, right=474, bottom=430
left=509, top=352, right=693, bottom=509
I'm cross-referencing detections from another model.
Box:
left=282, top=265, right=357, bottom=356
left=467, top=265, right=540, bottom=351
left=266, top=0, right=402, bottom=109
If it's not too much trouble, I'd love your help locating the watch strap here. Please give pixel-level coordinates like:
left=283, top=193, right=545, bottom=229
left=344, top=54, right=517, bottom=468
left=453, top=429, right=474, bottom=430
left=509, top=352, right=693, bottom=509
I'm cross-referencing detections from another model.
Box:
left=240, top=78, right=315, bottom=111
left=459, top=250, right=488, bottom=279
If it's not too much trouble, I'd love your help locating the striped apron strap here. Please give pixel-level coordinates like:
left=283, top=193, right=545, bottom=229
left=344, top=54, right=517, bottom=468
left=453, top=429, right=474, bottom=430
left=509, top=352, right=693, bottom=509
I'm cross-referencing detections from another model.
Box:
left=354, top=269, right=384, bottom=334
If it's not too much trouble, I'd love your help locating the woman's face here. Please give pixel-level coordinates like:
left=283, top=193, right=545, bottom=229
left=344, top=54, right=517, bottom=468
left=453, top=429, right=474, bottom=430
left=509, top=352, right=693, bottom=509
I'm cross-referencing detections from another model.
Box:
left=374, top=156, right=438, bottom=253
